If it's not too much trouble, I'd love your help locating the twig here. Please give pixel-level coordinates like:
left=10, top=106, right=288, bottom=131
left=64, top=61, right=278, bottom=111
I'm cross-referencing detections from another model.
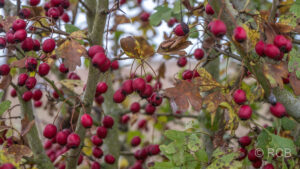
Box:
left=214, top=47, right=242, bottom=62
left=17, top=0, right=21, bottom=14
left=156, top=113, right=199, bottom=118
left=120, top=151, right=134, bottom=156
left=78, top=0, right=93, bottom=14
left=269, top=0, right=279, bottom=23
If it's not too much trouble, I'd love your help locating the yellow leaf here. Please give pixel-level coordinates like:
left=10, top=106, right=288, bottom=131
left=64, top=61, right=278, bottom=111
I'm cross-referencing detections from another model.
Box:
left=82, top=138, right=92, bottom=156
left=60, top=79, right=83, bottom=92
left=242, top=24, right=260, bottom=49
left=119, top=157, right=129, bottom=169
left=70, top=30, right=87, bottom=40
left=220, top=102, right=239, bottom=135
left=192, top=68, right=222, bottom=92
left=120, top=36, right=154, bottom=59
left=279, top=0, right=294, bottom=14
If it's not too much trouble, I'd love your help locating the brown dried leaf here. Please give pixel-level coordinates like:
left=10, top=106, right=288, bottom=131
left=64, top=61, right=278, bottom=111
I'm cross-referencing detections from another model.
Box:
left=182, top=0, right=193, bottom=10
left=270, top=22, right=293, bottom=34
left=192, top=68, right=222, bottom=92
left=263, top=22, right=277, bottom=44
left=203, top=91, right=225, bottom=113
left=263, top=62, right=289, bottom=88
left=21, top=120, right=35, bottom=137
left=0, top=75, right=12, bottom=90
left=30, top=6, right=45, bottom=17
left=11, top=57, right=28, bottom=68
left=289, top=72, right=300, bottom=96
left=0, top=16, right=17, bottom=32
left=111, top=15, right=130, bottom=31
left=57, top=39, right=87, bottom=71
left=164, top=80, right=202, bottom=112
left=294, top=25, right=300, bottom=34
left=5, top=144, right=32, bottom=162
left=157, top=62, right=166, bottom=79
left=202, top=36, right=215, bottom=49
left=120, top=36, right=154, bottom=59
left=157, top=35, right=192, bottom=56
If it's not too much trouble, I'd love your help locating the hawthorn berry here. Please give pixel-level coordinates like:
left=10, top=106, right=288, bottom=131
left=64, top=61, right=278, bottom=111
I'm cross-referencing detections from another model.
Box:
left=0, top=37, right=6, bottom=49
left=194, top=48, right=204, bottom=60
left=56, top=131, right=68, bottom=145
left=237, top=148, right=247, bottom=160
left=149, top=93, right=163, bottom=106
left=59, top=64, right=69, bottom=73
left=44, top=140, right=52, bottom=150
left=61, top=0, right=70, bottom=9
left=18, top=73, right=29, bottom=86
left=233, top=89, right=247, bottom=104
left=205, top=3, right=214, bottom=15
left=19, top=8, right=31, bottom=19
left=111, top=60, right=119, bottom=70
left=88, top=45, right=105, bottom=58
left=12, top=19, right=27, bottom=31
left=140, top=12, right=150, bottom=22
left=38, top=62, right=50, bottom=76
left=96, top=126, right=107, bottom=139
left=208, top=19, right=227, bottom=37
left=29, top=0, right=40, bottom=6
left=96, top=82, right=108, bottom=94
left=61, top=13, right=70, bottom=23
left=167, top=18, right=178, bottom=27
left=238, top=105, right=252, bottom=120
left=81, top=113, right=93, bottom=128
left=102, top=116, right=114, bottom=128
left=270, top=102, right=286, bottom=118
left=14, top=29, right=27, bottom=42
left=173, top=22, right=189, bottom=36
left=131, top=136, right=141, bottom=147
left=33, top=89, right=43, bottom=101
left=132, top=78, right=146, bottom=93
left=145, top=104, right=156, bottom=115
left=42, top=38, right=56, bottom=53
left=182, top=70, right=193, bottom=80
left=263, top=164, right=274, bottom=169
left=25, top=77, right=37, bottom=90
left=25, top=57, right=38, bottom=71
left=233, top=26, right=247, bottom=43
left=0, top=163, right=15, bottom=169
left=22, top=91, right=33, bottom=102
left=140, top=84, right=153, bottom=98
left=252, top=159, right=262, bottom=168
left=264, top=44, right=280, bottom=59
left=177, top=56, right=187, bottom=67
left=138, top=119, right=147, bottom=129
left=92, top=147, right=103, bottom=158
left=238, top=136, right=251, bottom=147
left=248, top=149, right=261, bottom=161
left=148, top=144, right=160, bottom=155
left=50, top=0, right=62, bottom=6
left=67, top=133, right=81, bottom=148
left=95, top=95, right=104, bottom=105
left=121, top=79, right=134, bottom=95
left=6, top=33, right=15, bottom=44
left=33, top=39, right=40, bottom=51
left=43, top=124, right=57, bottom=139
left=92, top=52, right=106, bottom=68
left=92, top=162, right=101, bottom=169
left=105, top=154, right=115, bottom=164
left=134, top=149, right=148, bottom=160
left=145, top=74, right=153, bottom=82
left=113, top=89, right=126, bottom=103
left=34, top=100, right=42, bottom=107
left=121, top=114, right=130, bottom=124
left=10, top=89, right=17, bottom=97
left=0, top=64, right=10, bottom=76
left=67, top=72, right=81, bottom=80
left=91, top=135, right=103, bottom=146
left=130, top=102, right=141, bottom=113
left=99, top=58, right=111, bottom=72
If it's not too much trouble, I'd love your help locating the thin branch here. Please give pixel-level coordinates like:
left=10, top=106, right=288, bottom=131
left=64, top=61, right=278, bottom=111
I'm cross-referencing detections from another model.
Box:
left=78, top=0, right=93, bottom=14
left=156, top=113, right=199, bottom=119
left=214, top=47, right=242, bottom=62
left=269, top=0, right=279, bottom=23
left=17, top=0, right=21, bottom=14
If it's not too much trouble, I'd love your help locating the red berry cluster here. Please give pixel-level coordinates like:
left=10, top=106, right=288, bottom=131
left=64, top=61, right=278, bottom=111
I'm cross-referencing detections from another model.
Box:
left=89, top=45, right=112, bottom=72
left=233, top=89, right=252, bottom=120
left=43, top=0, right=71, bottom=23
left=0, top=163, right=16, bottom=169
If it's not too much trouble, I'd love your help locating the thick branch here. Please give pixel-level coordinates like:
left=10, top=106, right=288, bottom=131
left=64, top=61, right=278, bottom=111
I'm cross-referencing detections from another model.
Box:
left=269, top=0, right=279, bottom=22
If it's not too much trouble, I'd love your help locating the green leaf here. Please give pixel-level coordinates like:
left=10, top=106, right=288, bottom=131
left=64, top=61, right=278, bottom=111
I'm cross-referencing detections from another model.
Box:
left=172, top=148, right=185, bottom=166
left=290, top=0, right=300, bottom=18
left=151, top=162, right=180, bottom=169
left=189, top=27, right=199, bottom=39
left=65, top=24, right=80, bottom=33
left=195, top=149, right=208, bottom=163
left=149, top=6, right=172, bottom=26
left=269, top=134, right=297, bottom=156
left=0, top=92, right=3, bottom=99
left=207, top=151, right=242, bottom=169
left=173, top=0, right=181, bottom=14
left=281, top=117, right=296, bottom=130
left=187, top=134, right=202, bottom=152
left=257, top=129, right=271, bottom=156
left=0, top=100, right=11, bottom=116
left=288, top=48, right=300, bottom=78
left=164, top=130, right=189, bottom=142
left=160, top=142, right=177, bottom=154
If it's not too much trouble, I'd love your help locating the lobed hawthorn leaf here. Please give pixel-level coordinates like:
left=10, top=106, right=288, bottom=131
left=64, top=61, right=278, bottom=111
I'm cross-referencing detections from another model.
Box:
left=157, top=35, right=192, bottom=56
left=0, top=100, right=11, bottom=116
left=120, top=36, right=154, bottom=59
left=56, top=39, right=87, bottom=71
left=263, top=62, right=289, bottom=88
left=65, top=24, right=80, bottom=33
left=149, top=6, right=172, bottom=26
left=192, top=68, right=222, bottom=92
left=290, top=0, right=300, bottom=18
left=164, top=80, right=202, bottom=112
left=203, top=91, right=225, bottom=125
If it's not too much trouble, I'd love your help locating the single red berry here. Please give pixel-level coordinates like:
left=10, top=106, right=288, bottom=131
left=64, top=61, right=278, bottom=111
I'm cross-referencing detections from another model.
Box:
left=120, top=0, right=126, bottom=5
left=233, top=26, right=247, bottom=43
left=233, top=89, right=247, bottom=104
left=33, top=89, right=43, bottom=101
left=38, top=63, right=50, bottom=76
left=67, top=133, right=80, bottom=148
left=130, top=162, right=143, bottom=169
left=0, top=64, right=10, bottom=75
left=25, top=57, right=38, bottom=71
left=205, top=3, right=214, bottom=15
left=92, top=53, right=107, bottom=68
left=138, top=119, right=147, bottom=129
left=61, top=0, right=70, bottom=9
left=59, top=64, right=69, bottom=73
left=95, top=95, right=104, bottom=105
left=167, top=17, right=178, bottom=27
left=19, top=8, right=32, bottom=19
left=121, top=114, right=130, bottom=124
left=18, top=73, right=29, bottom=86
left=237, top=148, right=247, bottom=160
left=173, top=22, right=189, bottom=36
left=194, top=48, right=204, bottom=60
left=33, top=39, right=40, bottom=51
left=0, top=0, right=4, bottom=7
left=93, top=147, right=103, bottom=158
left=274, top=35, right=288, bottom=51
left=238, top=105, right=252, bottom=120
left=61, top=13, right=70, bottom=23
left=177, top=56, right=187, bottom=67
left=238, top=136, right=251, bottom=147
left=91, top=135, right=103, bottom=146
left=140, top=84, right=153, bottom=98
left=12, top=19, right=26, bottom=31
left=42, top=38, right=56, bottom=53
left=111, top=60, right=119, bottom=70
left=148, top=144, right=160, bottom=155
left=67, top=72, right=81, bottom=80
left=263, top=164, right=274, bottom=169
left=270, top=102, right=286, bottom=118
left=22, top=91, right=33, bottom=102
left=133, top=78, right=146, bottom=93
left=252, top=159, right=262, bottom=168
left=25, top=77, right=37, bottom=90
left=47, top=7, right=60, bottom=19
left=134, top=149, right=148, bottom=160
left=53, top=89, right=63, bottom=99
left=96, top=126, right=107, bottom=138
left=255, top=40, right=265, bottom=56
left=131, top=136, right=141, bottom=147
left=283, top=73, right=290, bottom=84
left=248, top=149, right=261, bottom=161
left=113, top=89, right=126, bottom=103
left=44, top=2, right=51, bottom=10
left=285, top=39, right=292, bottom=53
left=130, top=102, right=141, bottom=113
left=44, top=140, right=52, bottom=150
left=50, top=0, right=62, bottom=6
left=81, top=113, right=93, bottom=128
left=6, top=32, right=15, bottom=44
left=264, top=44, right=280, bottom=59
left=105, top=154, right=115, bottom=164
left=99, top=58, right=111, bottom=72
left=182, top=70, right=193, bottom=80
left=140, top=12, right=150, bottom=22
left=77, top=154, right=83, bottom=165
left=29, top=0, right=40, bottom=6
left=0, top=163, right=15, bottom=169
left=14, top=29, right=27, bottom=42
left=34, top=100, right=42, bottom=107
left=102, top=116, right=114, bottom=128
left=56, top=131, right=68, bottom=145
left=10, top=89, right=17, bottom=97
left=91, top=162, right=101, bottom=169
left=148, top=93, right=162, bottom=106
left=96, top=82, right=108, bottom=95
left=43, top=124, right=57, bottom=139
left=145, top=74, right=152, bottom=83
left=122, top=80, right=133, bottom=95
left=145, top=104, right=156, bottom=115
left=208, top=19, right=227, bottom=37
left=88, top=45, right=105, bottom=58
left=0, top=37, right=6, bottom=49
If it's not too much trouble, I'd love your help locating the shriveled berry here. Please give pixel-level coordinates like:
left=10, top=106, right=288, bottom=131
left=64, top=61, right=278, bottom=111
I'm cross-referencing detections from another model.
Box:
left=173, top=22, right=189, bottom=36
left=205, top=3, right=214, bottom=15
